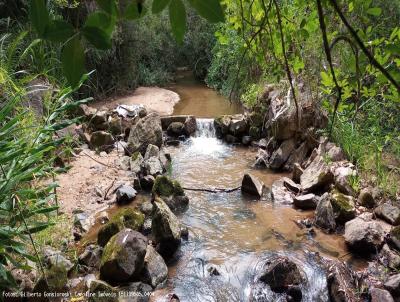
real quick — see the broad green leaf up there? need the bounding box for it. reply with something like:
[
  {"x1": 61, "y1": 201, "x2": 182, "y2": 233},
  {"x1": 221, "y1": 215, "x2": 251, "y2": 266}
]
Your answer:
[
  {"x1": 29, "y1": 0, "x2": 50, "y2": 36},
  {"x1": 169, "y1": 0, "x2": 186, "y2": 43},
  {"x1": 82, "y1": 26, "x2": 112, "y2": 49},
  {"x1": 43, "y1": 20, "x2": 75, "y2": 43},
  {"x1": 125, "y1": 2, "x2": 147, "y2": 20},
  {"x1": 61, "y1": 37, "x2": 86, "y2": 88},
  {"x1": 85, "y1": 11, "x2": 116, "y2": 36},
  {"x1": 366, "y1": 7, "x2": 382, "y2": 16},
  {"x1": 188, "y1": 0, "x2": 224, "y2": 23},
  {"x1": 152, "y1": 0, "x2": 171, "y2": 13},
  {"x1": 96, "y1": 0, "x2": 118, "y2": 15},
  {"x1": 348, "y1": 2, "x2": 354, "y2": 13}
]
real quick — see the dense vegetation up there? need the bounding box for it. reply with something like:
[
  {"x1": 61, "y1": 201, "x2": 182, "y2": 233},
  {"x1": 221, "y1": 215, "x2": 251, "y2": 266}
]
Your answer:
[{"x1": 0, "y1": 0, "x2": 399, "y2": 295}]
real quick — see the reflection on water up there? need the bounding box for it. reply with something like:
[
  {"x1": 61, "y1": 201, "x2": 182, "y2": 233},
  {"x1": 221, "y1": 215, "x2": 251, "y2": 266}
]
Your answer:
[
  {"x1": 169, "y1": 70, "x2": 242, "y2": 117},
  {"x1": 154, "y1": 119, "x2": 357, "y2": 302}
]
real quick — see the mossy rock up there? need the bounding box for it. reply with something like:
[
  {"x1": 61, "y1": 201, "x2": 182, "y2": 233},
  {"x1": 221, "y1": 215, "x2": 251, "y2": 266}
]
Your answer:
[
  {"x1": 152, "y1": 175, "x2": 184, "y2": 197},
  {"x1": 131, "y1": 151, "x2": 141, "y2": 161},
  {"x1": 97, "y1": 208, "x2": 145, "y2": 247},
  {"x1": 88, "y1": 280, "x2": 118, "y2": 302},
  {"x1": 33, "y1": 265, "x2": 68, "y2": 295},
  {"x1": 249, "y1": 126, "x2": 261, "y2": 139},
  {"x1": 331, "y1": 190, "x2": 356, "y2": 224}
]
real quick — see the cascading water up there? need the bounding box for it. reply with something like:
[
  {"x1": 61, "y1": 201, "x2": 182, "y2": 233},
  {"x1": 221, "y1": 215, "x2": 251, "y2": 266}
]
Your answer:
[{"x1": 194, "y1": 118, "x2": 216, "y2": 138}]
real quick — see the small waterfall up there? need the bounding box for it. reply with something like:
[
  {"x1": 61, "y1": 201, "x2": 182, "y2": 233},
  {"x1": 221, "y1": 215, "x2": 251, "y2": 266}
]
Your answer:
[{"x1": 195, "y1": 118, "x2": 216, "y2": 138}]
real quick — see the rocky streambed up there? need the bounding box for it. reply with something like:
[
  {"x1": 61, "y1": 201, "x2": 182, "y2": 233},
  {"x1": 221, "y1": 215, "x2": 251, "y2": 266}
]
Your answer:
[{"x1": 11, "y1": 80, "x2": 400, "y2": 302}]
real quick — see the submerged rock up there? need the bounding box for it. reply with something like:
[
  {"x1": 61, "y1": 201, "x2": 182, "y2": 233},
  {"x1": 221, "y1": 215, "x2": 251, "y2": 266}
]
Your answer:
[
  {"x1": 151, "y1": 197, "x2": 181, "y2": 258},
  {"x1": 100, "y1": 229, "x2": 148, "y2": 284},
  {"x1": 258, "y1": 256, "x2": 304, "y2": 291},
  {"x1": 241, "y1": 173, "x2": 265, "y2": 198},
  {"x1": 128, "y1": 113, "x2": 163, "y2": 154}
]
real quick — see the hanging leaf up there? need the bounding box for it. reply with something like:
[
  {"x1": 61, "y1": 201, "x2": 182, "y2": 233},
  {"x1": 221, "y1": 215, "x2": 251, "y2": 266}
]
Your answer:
[
  {"x1": 61, "y1": 37, "x2": 86, "y2": 88},
  {"x1": 82, "y1": 26, "x2": 111, "y2": 50},
  {"x1": 43, "y1": 20, "x2": 75, "y2": 43},
  {"x1": 85, "y1": 11, "x2": 116, "y2": 36},
  {"x1": 152, "y1": 0, "x2": 171, "y2": 13},
  {"x1": 188, "y1": 0, "x2": 224, "y2": 23},
  {"x1": 169, "y1": 0, "x2": 186, "y2": 43},
  {"x1": 96, "y1": 0, "x2": 118, "y2": 16},
  {"x1": 125, "y1": 1, "x2": 147, "y2": 20},
  {"x1": 29, "y1": 0, "x2": 50, "y2": 36},
  {"x1": 366, "y1": 7, "x2": 382, "y2": 16}
]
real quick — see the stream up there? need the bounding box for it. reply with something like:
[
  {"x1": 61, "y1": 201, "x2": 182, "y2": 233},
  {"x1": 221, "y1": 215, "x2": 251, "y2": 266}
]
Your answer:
[{"x1": 149, "y1": 75, "x2": 361, "y2": 301}]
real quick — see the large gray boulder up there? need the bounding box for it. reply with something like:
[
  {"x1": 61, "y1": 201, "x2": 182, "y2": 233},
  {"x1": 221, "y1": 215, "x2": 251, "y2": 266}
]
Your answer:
[
  {"x1": 127, "y1": 113, "x2": 163, "y2": 154},
  {"x1": 300, "y1": 155, "x2": 334, "y2": 192},
  {"x1": 344, "y1": 213, "x2": 391, "y2": 254},
  {"x1": 90, "y1": 131, "x2": 115, "y2": 151},
  {"x1": 141, "y1": 245, "x2": 168, "y2": 288},
  {"x1": 152, "y1": 198, "x2": 181, "y2": 258},
  {"x1": 100, "y1": 229, "x2": 148, "y2": 284},
  {"x1": 375, "y1": 203, "x2": 400, "y2": 226},
  {"x1": 268, "y1": 139, "x2": 296, "y2": 170},
  {"x1": 315, "y1": 193, "x2": 336, "y2": 231},
  {"x1": 116, "y1": 185, "x2": 137, "y2": 205},
  {"x1": 293, "y1": 193, "x2": 318, "y2": 210},
  {"x1": 241, "y1": 173, "x2": 265, "y2": 198}
]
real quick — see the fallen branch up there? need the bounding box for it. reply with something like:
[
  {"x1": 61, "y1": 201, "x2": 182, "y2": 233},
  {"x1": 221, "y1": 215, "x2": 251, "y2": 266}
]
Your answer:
[
  {"x1": 183, "y1": 186, "x2": 241, "y2": 193},
  {"x1": 103, "y1": 178, "x2": 117, "y2": 200},
  {"x1": 81, "y1": 151, "x2": 116, "y2": 169}
]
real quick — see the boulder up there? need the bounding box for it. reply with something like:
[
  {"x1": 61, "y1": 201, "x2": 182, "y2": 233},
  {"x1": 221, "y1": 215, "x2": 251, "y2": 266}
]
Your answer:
[
  {"x1": 326, "y1": 145, "x2": 346, "y2": 162},
  {"x1": 375, "y1": 203, "x2": 400, "y2": 226},
  {"x1": 152, "y1": 197, "x2": 181, "y2": 258},
  {"x1": 140, "y1": 175, "x2": 155, "y2": 191},
  {"x1": 255, "y1": 149, "x2": 269, "y2": 167},
  {"x1": 144, "y1": 144, "x2": 160, "y2": 160},
  {"x1": 268, "y1": 139, "x2": 296, "y2": 170},
  {"x1": 140, "y1": 202, "x2": 153, "y2": 216},
  {"x1": 142, "y1": 157, "x2": 164, "y2": 176},
  {"x1": 379, "y1": 244, "x2": 400, "y2": 269},
  {"x1": 258, "y1": 256, "x2": 304, "y2": 291},
  {"x1": 249, "y1": 126, "x2": 261, "y2": 140},
  {"x1": 100, "y1": 229, "x2": 148, "y2": 284},
  {"x1": 390, "y1": 226, "x2": 400, "y2": 251},
  {"x1": 332, "y1": 163, "x2": 356, "y2": 196},
  {"x1": 229, "y1": 116, "x2": 248, "y2": 135},
  {"x1": 241, "y1": 173, "x2": 265, "y2": 198},
  {"x1": 90, "y1": 131, "x2": 115, "y2": 151},
  {"x1": 32, "y1": 265, "x2": 68, "y2": 298},
  {"x1": 118, "y1": 282, "x2": 153, "y2": 302},
  {"x1": 183, "y1": 116, "x2": 197, "y2": 136},
  {"x1": 325, "y1": 260, "x2": 358, "y2": 302},
  {"x1": 358, "y1": 187, "x2": 376, "y2": 208},
  {"x1": 330, "y1": 190, "x2": 356, "y2": 224},
  {"x1": 116, "y1": 185, "x2": 137, "y2": 205},
  {"x1": 300, "y1": 155, "x2": 334, "y2": 192},
  {"x1": 78, "y1": 245, "x2": 102, "y2": 270},
  {"x1": 73, "y1": 211, "x2": 92, "y2": 233},
  {"x1": 130, "y1": 152, "x2": 144, "y2": 174},
  {"x1": 128, "y1": 113, "x2": 163, "y2": 154},
  {"x1": 271, "y1": 178, "x2": 294, "y2": 204},
  {"x1": 225, "y1": 134, "x2": 239, "y2": 144},
  {"x1": 98, "y1": 221, "x2": 122, "y2": 247},
  {"x1": 284, "y1": 141, "x2": 310, "y2": 171},
  {"x1": 315, "y1": 193, "x2": 336, "y2": 231},
  {"x1": 78, "y1": 104, "x2": 96, "y2": 119},
  {"x1": 385, "y1": 274, "x2": 400, "y2": 297},
  {"x1": 344, "y1": 213, "x2": 391, "y2": 254},
  {"x1": 167, "y1": 122, "x2": 185, "y2": 137},
  {"x1": 370, "y1": 288, "x2": 394, "y2": 302},
  {"x1": 141, "y1": 245, "x2": 168, "y2": 288},
  {"x1": 214, "y1": 115, "x2": 232, "y2": 136},
  {"x1": 160, "y1": 115, "x2": 189, "y2": 129},
  {"x1": 293, "y1": 193, "x2": 318, "y2": 210},
  {"x1": 88, "y1": 280, "x2": 117, "y2": 302},
  {"x1": 242, "y1": 135, "x2": 252, "y2": 145},
  {"x1": 43, "y1": 247, "x2": 74, "y2": 273},
  {"x1": 108, "y1": 116, "x2": 122, "y2": 135},
  {"x1": 292, "y1": 163, "x2": 303, "y2": 183},
  {"x1": 152, "y1": 176, "x2": 185, "y2": 198}
]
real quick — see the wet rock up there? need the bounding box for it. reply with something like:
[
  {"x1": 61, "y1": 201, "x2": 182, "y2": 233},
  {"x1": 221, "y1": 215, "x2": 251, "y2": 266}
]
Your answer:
[
  {"x1": 143, "y1": 157, "x2": 164, "y2": 176},
  {"x1": 180, "y1": 226, "x2": 189, "y2": 239},
  {"x1": 166, "y1": 139, "x2": 180, "y2": 146},
  {"x1": 130, "y1": 152, "x2": 144, "y2": 174},
  {"x1": 315, "y1": 193, "x2": 336, "y2": 231},
  {"x1": 140, "y1": 202, "x2": 153, "y2": 216},
  {"x1": 100, "y1": 229, "x2": 148, "y2": 284},
  {"x1": 152, "y1": 176, "x2": 187, "y2": 211},
  {"x1": 140, "y1": 175, "x2": 155, "y2": 191},
  {"x1": 333, "y1": 163, "x2": 356, "y2": 196},
  {"x1": 183, "y1": 116, "x2": 197, "y2": 136},
  {"x1": 271, "y1": 178, "x2": 295, "y2": 204},
  {"x1": 330, "y1": 190, "x2": 356, "y2": 224},
  {"x1": 214, "y1": 115, "x2": 232, "y2": 136},
  {"x1": 167, "y1": 122, "x2": 185, "y2": 136},
  {"x1": 161, "y1": 115, "x2": 189, "y2": 129},
  {"x1": 284, "y1": 142, "x2": 310, "y2": 171},
  {"x1": 292, "y1": 163, "x2": 303, "y2": 183},
  {"x1": 255, "y1": 148, "x2": 269, "y2": 167},
  {"x1": 229, "y1": 116, "x2": 248, "y2": 135},
  {"x1": 225, "y1": 134, "x2": 239, "y2": 144},
  {"x1": 379, "y1": 244, "x2": 400, "y2": 269},
  {"x1": 344, "y1": 213, "x2": 391, "y2": 254},
  {"x1": 268, "y1": 139, "x2": 296, "y2": 170},
  {"x1": 128, "y1": 113, "x2": 163, "y2": 154},
  {"x1": 144, "y1": 144, "x2": 160, "y2": 160},
  {"x1": 249, "y1": 126, "x2": 261, "y2": 140},
  {"x1": 283, "y1": 177, "x2": 301, "y2": 193},
  {"x1": 358, "y1": 187, "x2": 376, "y2": 208},
  {"x1": 293, "y1": 193, "x2": 318, "y2": 210},
  {"x1": 141, "y1": 245, "x2": 168, "y2": 288},
  {"x1": 325, "y1": 260, "x2": 358, "y2": 302},
  {"x1": 375, "y1": 203, "x2": 400, "y2": 226},
  {"x1": 242, "y1": 135, "x2": 252, "y2": 145},
  {"x1": 43, "y1": 247, "x2": 74, "y2": 273},
  {"x1": 79, "y1": 245, "x2": 102, "y2": 270},
  {"x1": 258, "y1": 256, "x2": 304, "y2": 291},
  {"x1": 207, "y1": 265, "x2": 220, "y2": 276},
  {"x1": 33, "y1": 265, "x2": 69, "y2": 298},
  {"x1": 98, "y1": 221, "x2": 122, "y2": 247},
  {"x1": 74, "y1": 211, "x2": 92, "y2": 233},
  {"x1": 116, "y1": 185, "x2": 137, "y2": 205},
  {"x1": 385, "y1": 274, "x2": 400, "y2": 296},
  {"x1": 241, "y1": 173, "x2": 265, "y2": 198},
  {"x1": 88, "y1": 280, "x2": 117, "y2": 302},
  {"x1": 300, "y1": 155, "x2": 334, "y2": 192},
  {"x1": 118, "y1": 282, "x2": 153, "y2": 302},
  {"x1": 286, "y1": 285, "x2": 302, "y2": 302},
  {"x1": 370, "y1": 287, "x2": 394, "y2": 302},
  {"x1": 152, "y1": 197, "x2": 181, "y2": 258},
  {"x1": 159, "y1": 150, "x2": 170, "y2": 171},
  {"x1": 90, "y1": 131, "x2": 115, "y2": 151}
]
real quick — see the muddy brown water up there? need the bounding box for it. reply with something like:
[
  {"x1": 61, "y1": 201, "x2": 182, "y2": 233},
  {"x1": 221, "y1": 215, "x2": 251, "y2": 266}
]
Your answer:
[{"x1": 85, "y1": 74, "x2": 365, "y2": 301}]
